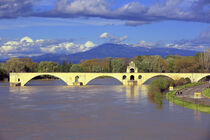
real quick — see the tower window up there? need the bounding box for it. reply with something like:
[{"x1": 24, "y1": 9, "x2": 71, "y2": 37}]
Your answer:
[{"x1": 130, "y1": 68, "x2": 135, "y2": 73}]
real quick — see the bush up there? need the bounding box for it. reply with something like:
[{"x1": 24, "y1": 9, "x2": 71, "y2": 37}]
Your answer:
[
  {"x1": 149, "y1": 78, "x2": 172, "y2": 93},
  {"x1": 148, "y1": 78, "x2": 173, "y2": 107},
  {"x1": 174, "y1": 78, "x2": 191, "y2": 86},
  {"x1": 203, "y1": 88, "x2": 210, "y2": 98}
]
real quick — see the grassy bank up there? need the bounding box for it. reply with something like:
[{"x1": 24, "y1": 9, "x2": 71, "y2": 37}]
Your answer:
[
  {"x1": 166, "y1": 83, "x2": 210, "y2": 114},
  {"x1": 147, "y1": 78, "x2": 191, "y2": 107},
  {"x1": 203, "y1": 88, "x2": 210, "y2": 98},
  {"x1": 148, "y1": 78, "x2": 173, "y2": 108}
]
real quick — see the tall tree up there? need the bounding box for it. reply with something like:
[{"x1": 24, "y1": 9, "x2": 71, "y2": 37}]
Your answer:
[
  {"x1": 111, "y1": 58, "x2": 126, "y2": 72},
  {"x1": 80, "y1": 58, "x2": 111, "y2": 72},
  {"x1": 60, "y1": 61, "x2": 71, "y2": 72},
  {"x1": 199, "y1": 48, "x2": 210, "y2": 72},
  {"x1": 38, "y1": 61, "x2": 59, "y2": 72},
  {"x1": 70, "y1": 64, "x2": 83, "y2": 72},
  {"x1": 5, "y1": 58, "x2": 26, "y2": 73},
  {"x1": 174, "y1": 56, "x2": 200, "y2": 73}
]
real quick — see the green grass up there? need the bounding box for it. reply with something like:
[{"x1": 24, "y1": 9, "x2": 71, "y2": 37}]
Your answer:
[
  {"x1": 203, "y1": 88, "x2": 210, "y2": 98},
  {"x1": 166, "y1": 82, "x2": 210, "y2": 114}
]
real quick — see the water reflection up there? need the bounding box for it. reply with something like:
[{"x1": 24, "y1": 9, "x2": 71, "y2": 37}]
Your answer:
[
  {"x1": 126, "y1": 86, "x2": 139, "y2": 98},
  {"x1": 147, "y1": 91, "x2": 164, "y2": 110},
  {"x1": 125, "y1": 85, "x2": 148, "y2": 104},
  {"x1": 169, "y1": 101, "x2": 175, "y2": 112},
  {"x1": 194, "y1": 111, "x2": 201, "y2": 121},
  {"x1": 9, "y1": 86, "x2": 41, "y2": 95}
]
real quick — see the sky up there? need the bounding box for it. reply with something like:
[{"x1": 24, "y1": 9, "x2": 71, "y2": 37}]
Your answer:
[{"x1": 0, "y1": 0, "x2": 209, "y2": 59}]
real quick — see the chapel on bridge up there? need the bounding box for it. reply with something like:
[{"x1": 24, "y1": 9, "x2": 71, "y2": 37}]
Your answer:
[{"x1": 126, "y1": 61, "x2": 138, "y2": 73}]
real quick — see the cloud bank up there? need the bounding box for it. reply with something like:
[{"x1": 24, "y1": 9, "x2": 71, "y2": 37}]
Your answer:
[
  {"x1": 0, "y1": 0, "x2": 209, "y2": 26},
  {"x1": 0, "y1": 36, "x2": 96, "y2": 59},
  {"x1": 0, "y1": 29, "x2": 209, "y2": 59}
]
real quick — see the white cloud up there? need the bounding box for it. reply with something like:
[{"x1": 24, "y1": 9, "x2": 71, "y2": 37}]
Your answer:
[
  {"x1": 0, "y1": 29, "x2": 209, "y2": 60},
  {"x1": 85, "y1": 41, "x2": 96, "y2": 48},
  {"x1": 20, "y1": 36, "x2": 33, "y2": 43},
  {"x1": 99, "y1": 32, "x2": 109, "y2": 39},
  {"x1": 40, "y1": 41, "x2": 96, "y2": 54},
  {"x1": 133, "y1": 40, "x2": 164, "y2": 48},
  {"x1": 0, "y1": 36, "x2": 97, "y2": 59},
  {"x1": 99, "y1": 32, "x2": 128, "y2": 43}
]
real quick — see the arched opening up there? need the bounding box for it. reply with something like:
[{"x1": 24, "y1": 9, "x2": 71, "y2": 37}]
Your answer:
[
  {"x1": 143, "y1": 75, "x2": 174, "y2": 85},
  {"x1": 75, "y1": 76, "x2": 79, "y2": 82},
  {"x1": 25, "y1": 75, "x2": 67, "y2": 86},
  {"x1": 185, "y1": 77, "x2": 191, "y2": 83},
  {"x1": 87, "y1": 76, "x2": 122, "y2": 85},
  {"x1": 18, "y1": 78, "x2": 20, "y2": 82},
  {"x1": 122, "y1": 75, "x2": 127, "y2": 80},
  {"x1": 138, "y1": 75, "x2": 142, "y2": 79},
  {"x1": 198, "y1": 75, "x2": 210, "y2": 82},
  {"x1": 130, "y1": 75, "x2": 135, "y2": 81},
  {"x1": 130, "y1": 68, "x2": 135, "y2": 73}
]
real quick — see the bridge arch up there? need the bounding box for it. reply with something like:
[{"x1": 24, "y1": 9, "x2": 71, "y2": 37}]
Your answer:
[
  {"x1": 197, "y1": 75, "x2": 210, "y2": 82},
  {"x1": 84, "y1": 75, "x2": 123, "y2": 85},
  {"x1": 142, "y1": 74, "x2": 176, "y2": 84},
  {"x1": 22, "y1": 73, "x2": 69, "y2": 86}
]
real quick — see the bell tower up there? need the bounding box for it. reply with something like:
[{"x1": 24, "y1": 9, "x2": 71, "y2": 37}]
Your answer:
[{"x1": 126, "y1": 61, "x2": 138, "y2": 73}]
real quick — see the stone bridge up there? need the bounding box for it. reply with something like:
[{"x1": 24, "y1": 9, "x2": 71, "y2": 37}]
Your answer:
[
  {"x1": 9, "y1": 61, "x2": 210, "y2": 86},
  {"x1": 9, "y1": 72, "x2": 210, "y2": 86}
]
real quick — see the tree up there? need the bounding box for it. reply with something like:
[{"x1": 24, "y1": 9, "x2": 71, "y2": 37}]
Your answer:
[
  {"x1": 111, "y1": 58, "x2": 126, "y2": 72},
  {"x1": 5, "y1": 58, "x2": 38, "y2": 73},
  {"x1": 60, "y1": 61, "x2": 71, "y2": 72},
  {"x1": 0, "y1": 63, "x2": 7, "y2": 80},
  {"x1": 198, "y1": 48, "x2": 210, "y2": 72},
  {"x1": 153, "y1": 57, "x2": 168, "y2": 72},
  {"x1": 70, "y1": 64, "x2": 83, "y2": 72},
  {"x1": 164, "y1": 55, "x2": 182, "y2": 72},
  {"x1": 135, "y1": 55, "x2": 160, "y2": 72},
  {"x1": 5, "y1": 58, "x2": 26, "y2": 73},
  {"x1": 38, "y1": 61, "x2": 59, "y2": 72},
  {"x1": 20, "y1": 58, "x2": 38, "y2": 72},
  {"x1": 80, "y1": 58, "x2": 111, "y2": 72},
  {"x1": 174, "y1": 56, "x2": 200, "y2": 72},
  {"x1": 134, "y1": 56, "x2": 144, "y2": 72}
]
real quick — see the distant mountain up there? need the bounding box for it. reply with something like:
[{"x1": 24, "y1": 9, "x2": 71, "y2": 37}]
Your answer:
[{"x1": 30, "y1": 43, "x2": 199, "y2": 63}]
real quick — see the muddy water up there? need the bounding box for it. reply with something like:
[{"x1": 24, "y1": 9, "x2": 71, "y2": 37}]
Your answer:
[{"x1": 0, "y1": 78, "x2": 209, "y2": 140}]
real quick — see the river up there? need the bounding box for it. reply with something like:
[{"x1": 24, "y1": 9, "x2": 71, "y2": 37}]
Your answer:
[{"x1": 0, "y1": 78, "x2": 209, "y2": 140}]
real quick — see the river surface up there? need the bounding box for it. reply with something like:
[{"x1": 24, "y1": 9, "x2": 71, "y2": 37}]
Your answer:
[{"x1": 0, "y1": 78, "x2": 209, "y2": 140}]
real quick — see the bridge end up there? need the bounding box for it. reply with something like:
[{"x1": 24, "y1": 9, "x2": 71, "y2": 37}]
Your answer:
[{"x1": 9, "y1": 73, "x2": 22, "y2": 87}]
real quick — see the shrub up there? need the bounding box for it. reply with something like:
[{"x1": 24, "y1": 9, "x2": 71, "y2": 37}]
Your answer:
[{"x1": 174, "y1": 78, "x2": 190, "y2": 86}]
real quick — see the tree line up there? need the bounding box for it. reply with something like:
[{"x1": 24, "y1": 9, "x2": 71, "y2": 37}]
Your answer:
[{"x1": 0, "y1": 49, "x2": 210, "y2": 80}]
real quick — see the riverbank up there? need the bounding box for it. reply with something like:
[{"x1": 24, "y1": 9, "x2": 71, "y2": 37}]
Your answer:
[
  {"x1": 203, "y1": 88, "x2": 210, "y2": 98},
  {"x1": 166, "y1": 83, "x2": 210, "y2": 114}
]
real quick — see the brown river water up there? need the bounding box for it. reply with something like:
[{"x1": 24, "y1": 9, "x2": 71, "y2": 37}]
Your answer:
[{"x1": 0, "y1": 78, "x2": 209, "y2": 140}]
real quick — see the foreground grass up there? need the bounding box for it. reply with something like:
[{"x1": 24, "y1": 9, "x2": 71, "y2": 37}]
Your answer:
[
  {"x1": 203, "y1": 88, "x2": 210, "y2": 98},
  {"x1": 166, "y1": 83, "x2": 210, "y2": 114}
]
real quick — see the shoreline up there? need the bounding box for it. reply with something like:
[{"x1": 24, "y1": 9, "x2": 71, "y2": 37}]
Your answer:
[{"x1": 166, "y1": 83, "x2": 210, "y2": 114}]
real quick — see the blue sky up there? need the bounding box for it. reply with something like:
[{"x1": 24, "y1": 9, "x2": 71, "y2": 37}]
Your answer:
[{"x1": 0, "y1": 0, "x2": 209, "y2": 58}]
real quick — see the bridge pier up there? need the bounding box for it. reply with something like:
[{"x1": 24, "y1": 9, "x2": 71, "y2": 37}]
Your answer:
[
  {"x1": 10, "y1": 82, "x2": 21, "y2": 87},
  {"x1": 73, "y1": 82, "x2": 83, "y2": 86}
]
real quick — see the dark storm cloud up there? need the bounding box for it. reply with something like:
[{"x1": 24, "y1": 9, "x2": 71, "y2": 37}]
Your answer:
[
  {"x1": 0, "y1": 0, "x2": 35, "y2": 18},
  {"x1": 0, "y1": 0, "x2": 209, "y2": 26}
]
